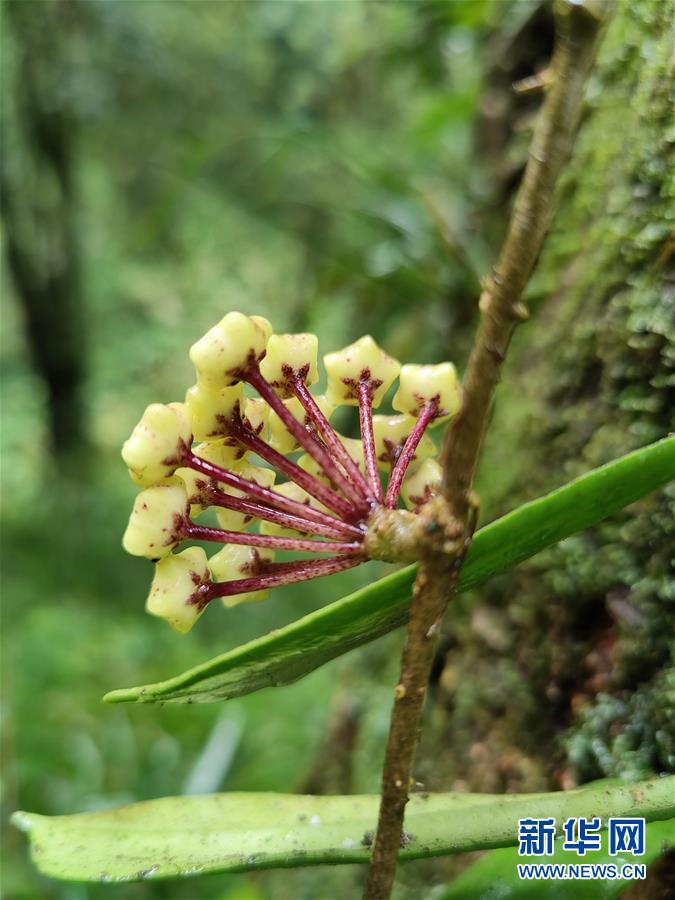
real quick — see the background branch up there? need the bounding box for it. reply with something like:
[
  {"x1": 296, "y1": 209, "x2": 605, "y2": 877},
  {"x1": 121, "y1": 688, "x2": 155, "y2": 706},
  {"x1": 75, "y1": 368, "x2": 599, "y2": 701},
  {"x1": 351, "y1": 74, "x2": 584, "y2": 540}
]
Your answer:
[{"x1": 363, "y1": 3, "x2": 608, "y2": 897}]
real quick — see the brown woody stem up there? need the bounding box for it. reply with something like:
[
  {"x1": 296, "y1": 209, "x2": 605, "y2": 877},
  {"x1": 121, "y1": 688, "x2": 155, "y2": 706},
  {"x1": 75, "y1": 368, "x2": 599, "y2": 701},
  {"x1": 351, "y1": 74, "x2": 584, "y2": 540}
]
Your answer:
[{"x1": 364, "y1": 4, "x2": 607, "y2": 897}]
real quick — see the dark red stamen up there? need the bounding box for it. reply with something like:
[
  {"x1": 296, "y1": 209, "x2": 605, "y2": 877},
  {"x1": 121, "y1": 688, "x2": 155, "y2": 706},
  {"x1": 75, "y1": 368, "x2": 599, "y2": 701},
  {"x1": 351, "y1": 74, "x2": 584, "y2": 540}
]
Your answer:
[
  {"x1": 291, "y1": 374, "x2": 374, "y2": 503},
  {"x1": 384, "y1": 399, "x2": 439, "y2": 508},
  {"x1": 229, "y1": 422, "x2": 359, "y2": 521},
  {"x1": 185, "y1": 523, "x2": 361, "y2": 555},
  {"x1": 201, "y1": 553, "x2": 365, "y2": 602},
  {"x1": 209, "y1": 489, "x2": 354, "y2": 539},
  {"x1": 246, "y1": 367, "x2": 370, "y2": 513},
  {"x1": 357, "y1": 378, "x2": 383, "y2": 504},
  {"x1": 185, "y1": 451, "x2": 363, "y2": 538}
]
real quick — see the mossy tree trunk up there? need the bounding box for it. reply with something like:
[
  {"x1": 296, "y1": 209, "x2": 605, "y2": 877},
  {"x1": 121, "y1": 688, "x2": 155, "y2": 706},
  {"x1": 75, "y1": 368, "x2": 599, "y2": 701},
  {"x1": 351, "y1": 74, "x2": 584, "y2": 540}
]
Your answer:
[{"x1": 422, "y1": 0, "x2": 674, "y2": 794}]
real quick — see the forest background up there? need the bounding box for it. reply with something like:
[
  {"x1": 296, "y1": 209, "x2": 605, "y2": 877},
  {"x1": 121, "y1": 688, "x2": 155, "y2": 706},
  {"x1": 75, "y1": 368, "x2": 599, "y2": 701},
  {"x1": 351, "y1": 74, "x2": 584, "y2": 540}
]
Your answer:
[{"x1": 2, "y1": 0, "x2": 673, "y2": 897}]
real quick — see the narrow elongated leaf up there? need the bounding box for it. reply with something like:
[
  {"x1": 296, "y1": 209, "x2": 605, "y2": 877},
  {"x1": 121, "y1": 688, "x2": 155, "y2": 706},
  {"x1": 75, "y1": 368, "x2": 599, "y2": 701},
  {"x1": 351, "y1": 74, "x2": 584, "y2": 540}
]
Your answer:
[
  {"x1": 105, "y1": 436, "x2": 675, "y2": 704},
  {"x1": 12, "y1": 777, "x2": 674, "y2": 883}
]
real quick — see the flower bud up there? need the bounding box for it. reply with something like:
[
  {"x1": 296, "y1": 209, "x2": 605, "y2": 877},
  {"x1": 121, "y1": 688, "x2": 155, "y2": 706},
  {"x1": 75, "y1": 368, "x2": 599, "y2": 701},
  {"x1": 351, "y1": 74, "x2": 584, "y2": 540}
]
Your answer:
[
  {"x1": 250, "y1": 315, "x2": 273, "y2": 343},
  {"x1": 392, "y1": 362, "x2": 461, "y2": 424},
  {"x1": 122, "y1": 402, "x2": 191, "y2": 487},
  {"x1": 189, "y1": 312, "x2": 271, "y2": 388},
  {"x1": 372, "y1": 414, "x2": 436, "y2": 472},
  {"x1": 215, "y1": 463, "x2": 276, "y2": 531},
  {"x1": 123, "y1": 481, "x2": 189, "y2": 559},
  {"x1": 146, "y1": 546, "x2": 210, "y2": 633},
  {"x1": 268, "y1": 394, "x2": 334, "y2": 454},
  {"x1": 401, "y1": 458, "x2": 442, "y2": 510},
  {"x1": 209, "y1": 545, "x2": 275, "y2": 607},
  {"x1": 243, "y1": 397, "x2": 269, "y2": 438},
  {"x1": 324, "y1": 336, "x2": 400, "y2": 407},
  {"x1": 259, "y1": 333, "x2": 319, "y2": 398},
  {"x1": 185, "y1": 382, "x2": 245, "y2": 441}
]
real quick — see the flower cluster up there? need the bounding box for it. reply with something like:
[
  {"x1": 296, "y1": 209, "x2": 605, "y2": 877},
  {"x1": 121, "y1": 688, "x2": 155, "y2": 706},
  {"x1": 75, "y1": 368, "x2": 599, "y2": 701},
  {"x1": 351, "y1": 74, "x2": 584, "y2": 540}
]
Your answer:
[{"x1": 122, "y1": 312, "x2": 461, "y2": 632}]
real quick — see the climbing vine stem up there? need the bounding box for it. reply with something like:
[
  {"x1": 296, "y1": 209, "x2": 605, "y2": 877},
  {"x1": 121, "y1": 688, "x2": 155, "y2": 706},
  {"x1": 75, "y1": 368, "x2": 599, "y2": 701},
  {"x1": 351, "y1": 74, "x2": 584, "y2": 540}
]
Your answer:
[{"x1": 363, "y1": 2, "x2": 609, "y2": 897}]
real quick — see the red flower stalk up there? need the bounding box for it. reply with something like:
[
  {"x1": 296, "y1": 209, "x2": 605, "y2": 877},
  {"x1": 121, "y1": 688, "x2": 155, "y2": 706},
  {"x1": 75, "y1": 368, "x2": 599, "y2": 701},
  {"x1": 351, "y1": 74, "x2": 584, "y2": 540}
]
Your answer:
[{"x1": 121, "y1": 313, "x2": 461, "y2": 633}]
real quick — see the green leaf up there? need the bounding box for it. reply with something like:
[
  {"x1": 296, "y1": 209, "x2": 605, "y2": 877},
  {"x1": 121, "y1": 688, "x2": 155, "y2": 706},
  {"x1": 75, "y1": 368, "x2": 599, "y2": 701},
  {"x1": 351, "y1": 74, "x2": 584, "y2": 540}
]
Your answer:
[
  {"x1": 12, "y1": 777, "x2": 674, "y2": 883},
  {"x1": 104, "y1": 436, "x2": 675, "y2": 705},
  {"x1": 441, "y1": 818, "x2": 674, "y2": 899}
]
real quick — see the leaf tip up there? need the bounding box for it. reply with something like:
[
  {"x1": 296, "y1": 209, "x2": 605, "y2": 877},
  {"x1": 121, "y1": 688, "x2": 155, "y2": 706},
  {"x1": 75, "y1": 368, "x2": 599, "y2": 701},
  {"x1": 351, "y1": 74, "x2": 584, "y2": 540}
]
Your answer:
[
  {"x1": 102, "y1": 687, "x2": 141, "y2": 704},
  {"x1": 10, "y1": 810, "x2": 35, "y2": 833}
]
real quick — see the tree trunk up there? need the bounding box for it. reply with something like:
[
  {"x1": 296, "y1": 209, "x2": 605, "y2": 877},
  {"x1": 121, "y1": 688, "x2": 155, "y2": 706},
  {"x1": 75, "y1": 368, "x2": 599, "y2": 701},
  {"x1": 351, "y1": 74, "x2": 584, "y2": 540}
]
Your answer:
[
  {"x1": 423, "y1": 0, "x2": 674, "y2": 795},
  {"x1": 1, "y1": 0, "x2": 87, "y2": 461}
]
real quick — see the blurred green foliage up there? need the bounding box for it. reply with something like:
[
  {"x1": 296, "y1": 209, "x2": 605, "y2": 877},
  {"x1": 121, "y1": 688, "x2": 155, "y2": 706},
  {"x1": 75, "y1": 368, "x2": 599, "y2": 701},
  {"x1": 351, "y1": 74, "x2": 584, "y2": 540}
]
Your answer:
[{"x1": 1, "y1": 1, "x2": 501, "y2": 897}]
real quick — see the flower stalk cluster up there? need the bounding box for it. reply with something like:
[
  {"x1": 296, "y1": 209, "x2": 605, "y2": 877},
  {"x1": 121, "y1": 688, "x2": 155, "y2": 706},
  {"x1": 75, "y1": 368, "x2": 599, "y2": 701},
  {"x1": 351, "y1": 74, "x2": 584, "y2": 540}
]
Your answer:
[{"x1": 121, "y1": 312, "x2": 461, "y2": 633}]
